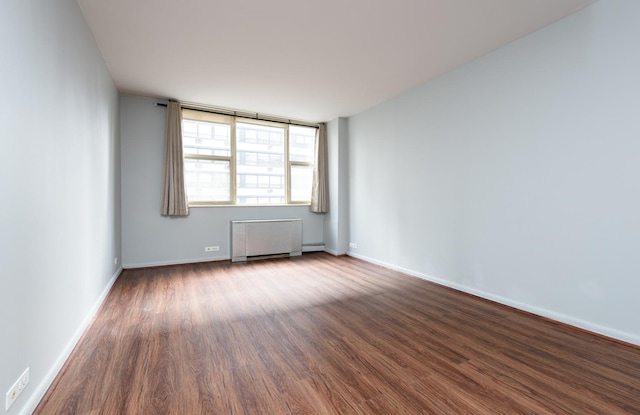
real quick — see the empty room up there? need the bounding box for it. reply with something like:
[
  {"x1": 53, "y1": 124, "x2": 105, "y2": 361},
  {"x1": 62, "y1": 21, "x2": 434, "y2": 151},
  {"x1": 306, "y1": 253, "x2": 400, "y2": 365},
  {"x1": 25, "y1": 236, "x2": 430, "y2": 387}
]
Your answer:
[{"x1": 2, "y1": 0, "x2": 639, "y2": 414}]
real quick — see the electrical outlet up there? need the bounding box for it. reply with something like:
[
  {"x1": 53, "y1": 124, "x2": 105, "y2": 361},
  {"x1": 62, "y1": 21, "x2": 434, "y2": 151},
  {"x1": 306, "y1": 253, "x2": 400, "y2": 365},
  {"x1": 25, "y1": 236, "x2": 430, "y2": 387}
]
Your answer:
[
  {"x1": 114, "y1": 257, "x2": 118, "y2": 265},
  {"x1": 205, "y1": 246, "x2": 220, "y2": 252},
  {"x1": 5, "y1": 367, "x2": 29, "y2": 410},
  {"x1": 349, "y1": 242, "x2": 358, "y2": 249}
]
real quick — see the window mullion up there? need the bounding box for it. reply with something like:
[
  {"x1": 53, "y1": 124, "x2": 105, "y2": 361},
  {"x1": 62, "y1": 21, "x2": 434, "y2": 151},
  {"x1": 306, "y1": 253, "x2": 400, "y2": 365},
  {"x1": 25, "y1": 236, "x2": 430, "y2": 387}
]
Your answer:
[
  {"x1": 285, "y1": 125, "x2": 291, "y2": 204},
  {"x1": 184, "y1": 154, "x2": 230, "y2": 162},
  {"x1": 231, "y1": 118, "x2": 237, "y2": 204},
  {"x1": 290, "y1": 161, "x2": 312, "y2": 167}
]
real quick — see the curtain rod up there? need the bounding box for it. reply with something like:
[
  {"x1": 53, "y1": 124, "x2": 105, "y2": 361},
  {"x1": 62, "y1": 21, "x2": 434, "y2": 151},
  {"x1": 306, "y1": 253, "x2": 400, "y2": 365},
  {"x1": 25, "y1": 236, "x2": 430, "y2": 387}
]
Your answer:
[{"x1": 155, "y1": 102, "x2": 320, "y2": 129}]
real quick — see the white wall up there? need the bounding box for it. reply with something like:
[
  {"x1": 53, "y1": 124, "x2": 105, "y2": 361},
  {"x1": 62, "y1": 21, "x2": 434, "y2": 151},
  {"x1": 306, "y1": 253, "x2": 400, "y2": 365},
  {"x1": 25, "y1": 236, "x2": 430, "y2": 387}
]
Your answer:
[
  {"x1": 347, "y1": 0, "x2": 640, "y2": 345},
  {"x1": 120, "y1": 95, "x2": 325, "y2": 268},
  {"x1": 0, "y1": 1, "x2": 121, "y2": 413},
  {"x1": 324, "y1": 118, "x2": 350, "y2": 255}
]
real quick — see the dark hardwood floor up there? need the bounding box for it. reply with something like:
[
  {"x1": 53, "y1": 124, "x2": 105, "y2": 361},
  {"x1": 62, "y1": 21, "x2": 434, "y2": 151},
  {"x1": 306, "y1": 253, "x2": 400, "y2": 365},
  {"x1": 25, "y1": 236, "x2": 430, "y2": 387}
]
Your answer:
[{"x1": 35, "y1": 253, "x2": 640, "y2": 414}]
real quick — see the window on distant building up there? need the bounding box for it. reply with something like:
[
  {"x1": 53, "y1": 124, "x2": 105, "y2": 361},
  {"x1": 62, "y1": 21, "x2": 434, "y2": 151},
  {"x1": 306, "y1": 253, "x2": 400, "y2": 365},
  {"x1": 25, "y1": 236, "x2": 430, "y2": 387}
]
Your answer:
[{"x1": 181, "y1": 109, "x2": 317, "y2": 206}]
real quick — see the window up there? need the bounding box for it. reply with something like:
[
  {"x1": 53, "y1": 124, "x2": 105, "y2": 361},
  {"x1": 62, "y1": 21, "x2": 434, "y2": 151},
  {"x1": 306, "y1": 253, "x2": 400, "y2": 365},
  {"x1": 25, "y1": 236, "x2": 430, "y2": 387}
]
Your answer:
[
  {"x1": 289, "y1": 125, "x2": 316, "y2": 203},
  {"x1": 236, "y1": 121, "x2": 285, "y2": 204},
  {"x1": 182, "y1": 109, "x2": 317, "y2": 206}
]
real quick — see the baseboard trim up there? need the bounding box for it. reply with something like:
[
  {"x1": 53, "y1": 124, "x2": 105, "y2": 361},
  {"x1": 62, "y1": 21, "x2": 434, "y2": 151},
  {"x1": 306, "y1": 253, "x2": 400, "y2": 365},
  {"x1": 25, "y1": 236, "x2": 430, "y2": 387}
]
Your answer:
[
  {"x1": 124, "y1": 256, "x2": 229, "y2": 269},
  {"x1": 324, "y1": 248, "x2": 347, "y2": 256},
  {"x1": 347, "y1": 252, "x2": 640, "y2": 348},
  {"x1": 21, "y1": 267, "x2": 122, "y2": 415},
  {"x1": 124, "y1": 249, "x2": 329, "y2": 268},
  {"x1": 303, "y1": 244, "x2": 325, "y2": 252}
]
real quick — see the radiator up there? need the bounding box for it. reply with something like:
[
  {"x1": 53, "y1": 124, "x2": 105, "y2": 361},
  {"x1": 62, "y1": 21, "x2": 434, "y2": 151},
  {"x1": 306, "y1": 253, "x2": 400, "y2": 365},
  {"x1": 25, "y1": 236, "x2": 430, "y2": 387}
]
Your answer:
[{"x1": 231, "y1": 219, "x2": 302, "y2": 262}]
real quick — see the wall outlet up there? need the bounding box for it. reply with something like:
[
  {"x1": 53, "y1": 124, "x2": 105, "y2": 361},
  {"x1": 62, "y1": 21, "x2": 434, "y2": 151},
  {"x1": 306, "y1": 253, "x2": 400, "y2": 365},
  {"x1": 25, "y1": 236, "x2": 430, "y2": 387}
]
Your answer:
[
  {"x1": 114, "y1": 257, "x2": 118, "y2": 265},
  {"x1": 5, "y1": 367, "x2": 29, "y2": 410},
  {"x1": 205, "y1": 246, "x2": 220, "y2": 252},
  {"x1": 349, "y1": 242, "x2": 358, "y2": 249}
]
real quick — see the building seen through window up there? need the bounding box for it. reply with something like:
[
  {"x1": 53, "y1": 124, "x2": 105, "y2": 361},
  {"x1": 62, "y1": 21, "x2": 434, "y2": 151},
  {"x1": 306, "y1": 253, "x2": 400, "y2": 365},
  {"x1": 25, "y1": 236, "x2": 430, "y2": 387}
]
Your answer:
[{"x1": 181, "y1": 110, "x2": 316, "y2": 205}]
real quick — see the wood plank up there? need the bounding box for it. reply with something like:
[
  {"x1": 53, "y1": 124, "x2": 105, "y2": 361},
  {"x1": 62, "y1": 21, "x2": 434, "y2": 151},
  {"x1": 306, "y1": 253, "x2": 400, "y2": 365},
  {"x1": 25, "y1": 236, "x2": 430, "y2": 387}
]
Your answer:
[{"x1": 34, "y1": 253, "x2": 640, "y2": 414}]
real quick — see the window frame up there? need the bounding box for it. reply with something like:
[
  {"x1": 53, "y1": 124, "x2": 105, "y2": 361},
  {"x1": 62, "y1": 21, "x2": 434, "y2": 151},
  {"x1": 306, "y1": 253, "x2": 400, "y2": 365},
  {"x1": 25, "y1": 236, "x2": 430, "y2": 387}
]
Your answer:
[
  {"x1": 287, "y1": 126, "x2": 315, "y2": 205},
  {"x1": 181, "y1": 109, "x2": 316, "y2": 207},
  {"x1": 182, "y1": 109, "x2": 236, "y2": 206}
]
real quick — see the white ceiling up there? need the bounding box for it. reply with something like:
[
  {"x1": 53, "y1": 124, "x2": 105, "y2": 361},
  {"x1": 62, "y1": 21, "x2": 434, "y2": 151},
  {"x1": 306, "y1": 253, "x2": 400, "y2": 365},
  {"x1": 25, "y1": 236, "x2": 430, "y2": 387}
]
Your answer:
[{"x1": 77, "y1": 0, "x2": 597, "y2": 122}]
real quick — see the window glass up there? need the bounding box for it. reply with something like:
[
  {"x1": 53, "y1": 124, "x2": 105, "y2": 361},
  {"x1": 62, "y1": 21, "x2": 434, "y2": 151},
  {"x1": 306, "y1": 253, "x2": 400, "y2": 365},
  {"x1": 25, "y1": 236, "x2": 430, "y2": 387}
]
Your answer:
[
  {"x1": 289, "y1": 125, "x2": 315, "y2": 163},
  {"x1": 183, "y1": 159, "x2": 230, "y2": 202},
  {"x1": 183, "y1": 119, "x2": 230, "y2": 157},
  {"x1": 290, "y1": 164, "x2": 314, "y2": 203},
  {"x1": 236, "y1": 122, "x2": 285, "y2": 205}
]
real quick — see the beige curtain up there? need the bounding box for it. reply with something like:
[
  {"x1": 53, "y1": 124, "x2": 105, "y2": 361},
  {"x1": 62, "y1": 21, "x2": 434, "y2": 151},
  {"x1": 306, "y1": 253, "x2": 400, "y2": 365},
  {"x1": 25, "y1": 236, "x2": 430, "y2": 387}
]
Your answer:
[
  {"x1": 161, "y1": 101, "x2": 189, "y2": 216},
  {"x1": 310, "y1": 123, "x2": 328, "y2": 213}
]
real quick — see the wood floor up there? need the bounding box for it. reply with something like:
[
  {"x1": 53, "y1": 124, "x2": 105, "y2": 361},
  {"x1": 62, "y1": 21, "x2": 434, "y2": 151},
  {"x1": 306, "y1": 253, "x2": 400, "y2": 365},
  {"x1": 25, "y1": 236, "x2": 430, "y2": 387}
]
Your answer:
[{"x1": 35, "y1": 253, "x2": 640, "y2": 414}]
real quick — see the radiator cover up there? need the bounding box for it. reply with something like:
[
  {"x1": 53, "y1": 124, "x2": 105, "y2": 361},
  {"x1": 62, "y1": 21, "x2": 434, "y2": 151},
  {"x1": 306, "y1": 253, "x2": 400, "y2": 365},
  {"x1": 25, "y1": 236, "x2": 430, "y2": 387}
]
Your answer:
[{"x1": 231, "y1": 219, "x2": 302, "y2": 262}]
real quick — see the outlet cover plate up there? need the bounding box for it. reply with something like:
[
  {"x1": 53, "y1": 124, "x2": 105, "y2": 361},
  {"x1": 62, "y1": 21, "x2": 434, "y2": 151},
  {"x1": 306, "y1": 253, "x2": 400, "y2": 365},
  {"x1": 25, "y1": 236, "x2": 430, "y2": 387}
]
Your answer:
[{"x1": 5, "y1": 367, "x2": 29, "y2": 411}]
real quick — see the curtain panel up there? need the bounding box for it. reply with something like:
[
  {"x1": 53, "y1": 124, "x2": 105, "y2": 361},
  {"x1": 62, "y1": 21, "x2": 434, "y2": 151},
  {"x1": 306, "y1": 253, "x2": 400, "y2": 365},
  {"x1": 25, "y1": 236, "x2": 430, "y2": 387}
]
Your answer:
[
  {"x1": 310, "y1": 123, "x2": 328, "y2": 213},
  {"x1": 161, "y1": 101, "x2": 189, "y2": 216}
]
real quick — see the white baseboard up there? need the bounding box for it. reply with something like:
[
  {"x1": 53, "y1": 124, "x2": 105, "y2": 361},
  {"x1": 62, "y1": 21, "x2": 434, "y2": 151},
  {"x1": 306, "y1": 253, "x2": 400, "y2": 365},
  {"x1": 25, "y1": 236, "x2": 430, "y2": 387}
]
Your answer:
[
  {"x1": 124, "y1": 256, "x2": 229, "y2": 269},
  {"x1": 125, "y1": 249, "x2": 329, "y2": 268},
  {"x1": 303, "y1": 244, "x2": 325, "y2": 252},
  {"x1": 347, "y1": 252, "x2": 640, "y2": 347},
  {"x1": 323, "y1": 248, "x2": 347, "y2": 256},
  {"x1": 20, "y1": 266, "x2": 122, "y2": 415}
]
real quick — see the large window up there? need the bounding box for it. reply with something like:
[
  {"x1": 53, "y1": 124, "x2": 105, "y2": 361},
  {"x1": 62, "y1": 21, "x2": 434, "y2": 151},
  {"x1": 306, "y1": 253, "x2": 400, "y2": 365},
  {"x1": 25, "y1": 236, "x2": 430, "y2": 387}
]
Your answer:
[{"x1": 182, "y1": 109, "x2": 317, "y2": 206}]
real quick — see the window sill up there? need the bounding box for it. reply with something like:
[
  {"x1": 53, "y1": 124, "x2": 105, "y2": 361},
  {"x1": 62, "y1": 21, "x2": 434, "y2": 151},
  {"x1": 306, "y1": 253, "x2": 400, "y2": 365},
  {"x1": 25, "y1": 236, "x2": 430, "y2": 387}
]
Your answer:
[{"x1": 188, "y1": 204, "x2": 311, "y2": 208}]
